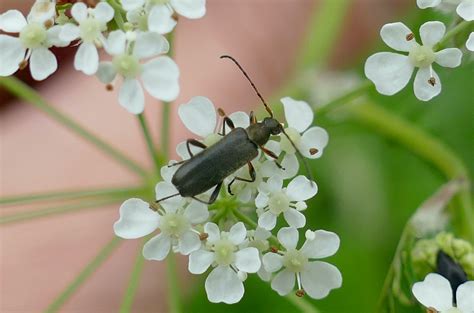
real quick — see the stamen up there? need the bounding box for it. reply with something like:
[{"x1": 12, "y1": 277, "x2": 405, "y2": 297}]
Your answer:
[
  {"x1": 406, "y1": 33, "x2": 415, "y2": 41},
  {"x1": 44, "y1": 19, "x2": 54, "y2": 28},
  {"x1": 309, "y1": 148, "x2": 318, "y2": 155},
  {"x1": 172, "y1": 12, "x2": 179, "y2": 22},
  {"x1": 199, "y1": 232, "x2": 209, "y2": 240},
  {"x1": 295, "y1": 289, "x2": 305, "y2": 297},
  {"x1": 426, "y1": 308, "x2": 437, "y2": 313},
  {"x1": 217, "y1": 108, "x2": 226, "y2": 117},
  {"x1": 19, "y1": 59, "x2": 29, "y2": 70},
  {"x1": 106, "y1": 84, "x2": 114, "y2": 91},
  {"x1": 149, "y1": 202, "x2": 160, "y2": 212},
  {"x1": 270, "y1": 246, "x2": 279, "y2": 253},
  {"x1": 296, "y1": 272, "x2": 302, "y2": 290},
  {"x1": 428, "y1": 77, "x2": 436, "y2": 86}
]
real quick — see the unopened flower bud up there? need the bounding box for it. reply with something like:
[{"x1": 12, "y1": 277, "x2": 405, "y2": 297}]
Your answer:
[
  {"x1": 295, "y1": 201, "x2": 307, "y2": 211},
  {"x1": 305, "y1": 230, "x2": 315, "y2": 240},
  {"x1": 452, "y1": 238, "x2": 473, "y2": 259},
  {"x1": 237, "y1": 271, "x2": 247, "y2": 281}
]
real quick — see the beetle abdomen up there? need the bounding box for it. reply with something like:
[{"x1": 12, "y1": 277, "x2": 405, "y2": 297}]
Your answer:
[{"x1": 172, "y1": 128, "x2": 258, "y2": 197}]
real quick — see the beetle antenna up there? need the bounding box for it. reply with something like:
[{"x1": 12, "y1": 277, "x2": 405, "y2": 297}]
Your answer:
[
  {"x1": 220, "y1": 55, "x2": 273, "y2": 117},
  {"x1": 281, "y1": 129, "x2": 315, "y2": 183}
]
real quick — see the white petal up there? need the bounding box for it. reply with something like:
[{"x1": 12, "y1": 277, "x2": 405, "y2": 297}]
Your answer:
[
  {"x1": 0, "y1": 35, "x2": 24, "y2": 76},
  {"x1": 413, "y1": 67, "x2": 441, "y2": 101},
  {"x1": 113, "y1": 198, "x2": 159, "y2": 239},
  {"x1": 420, "y1": 21, "x2": 446, "y2": 47},
  {"x1": 189, "y1": 249, "x2": 214, "y2": 274},
  {"x1": 104, "y1": 30, "x2": 126, "y2": 55},
  {"x1": 93, "y1": 2, "x2": 115, "y2": 23},
  {"x1": 301, "y1": 261, "x2": 342, "y2": 299},
  {"x1": 287, "y1": 175, "x2": 317, "y2": 201},
  {"x1": 204, "y1": 222, "x2": 220, "y2": 243},
  {"x1": 178, "y1": 231, "x2": 201, "y2": 255},
  {"x1": 255, "y1": 192, "x2": 269, "y2": 209},
  {"x1": 225, "y1": 111, "x2": 250, "y2": 134},
  {"x1": 148, "y1": 5, "x2": 177, "y2": 35},
  {"x1": 300, "y1": 126, "x2": 329, "y2": 159},
  {"x1": 96, "y1": 62, "x2": 116, "y2": 84},
  {"x1": 71, "y1": 2, "x2": 88, "y2": 22},
  {"x1": 205, "y1": 266, "x2": 244, "y2": 304},
  {"x1": 271, "y1": 269, "x2": 295, "y2": 296},
  {"x1": 412, "y1": 273, "x2": 453, "y2": 311},
  {"x1": 178, "y1": 96, "x2": 217, "y2": 137},
  {"x1": 277, "y1": 227, "x2": 299, "y2": 250},
  {"x1": 161, "y1": 163, "x2": 178, "y2": 182},
  {"x1": 257, "y1": 267, "x2": 272, "y2": 282},
  {"x1": 235, "y1": 247, "x2": 261, "y2": 273},
  {"x1": 0, "y1": 10, "x2": 27, "y2": 32},
  {"x1": 29, "y1": 47, "x2": 57, "y2": 81},
  {"x1": 264, "y1": 140, "x2": 281, "y2": 159},
  {"x1": 255, "y1": 227, "x2": 271, "y2": 240},
  {"x1": 258, "y1": 211, "x2": 277, "y2": 230},
  {"x1": 143, "y1": 233, "x2": 171, "y2": 261},
  {"x1": 59, "y1": 23, "x2": 80, "y2": 43},
  {"x1": 301, "y1": 230, "x2": 340, "y2": 259},
  {"x1": 228, "y1": 222, "x2": 247, "y2": 245},
  {"x1": 283, "y1": 209, "x2": 306, "y2": 228},
  {"x1": 28, "y1": 0, "x2": 56, "y2": 23},
  {"x1": 119, "y1": 78, "x2": 145, "y2": 114},
  {"x1": 47, "y1": 25, "x2": 71, "y2": 47},
  {"x1": 380, "y1": 22, "x2": 417, "y2": 52},
  {"x1": 133, "y1": 32, "x2": 169, "y2": 59},
  {"x1": 176, "y1": 140, "x2": 203, "y2": 160},
  {"x1": 457, "y1": 1, "x2": 474, "y2": 21},
  {"x1": 267, "y1": 175, "x2": 283, "y2": 193},
  {"x1": 435, "y1": 48, "x2": 462, "y2": 68},
  {"x1": 417, "y1": 0, "x2": 441, "y2": 9},
  {"x1": 74, "y1": 43, "x2": 99, "y2": 75},
  {"x1": 365, "y1": 52, "x2": 414, "y2": 95},
  {"x1": 183, "y1": 201, "x2": 209, "y2": 224},
  {"x1": 457, "y1": 281, "x2": 474, "y2": 312},
  {"x1": 170, "y1": 0, "x2": 206, "y2": 19},
  {"x1": 121, "y1": 0, "x2": 145, "y2": 11},
  {"x1": 155, "y1": 181, "x2": 184, "y2": 212},
  {"x1": 281, "y1": 97, "x2": 313, "y2": 132},
  {"x1": 467, "y1": 32, "x2": 474, "y2": 51},
  {"x1": 262, "y1": 252, "x2": 283, "y2": 273},
  {"x1": 142, "y1": 56, "x2": 180, "y2": 102}
]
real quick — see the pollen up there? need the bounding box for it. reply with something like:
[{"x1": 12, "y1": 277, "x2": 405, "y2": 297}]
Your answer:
[{"x1": 406, "y1": 33, "x2": 415, "y2": 41}]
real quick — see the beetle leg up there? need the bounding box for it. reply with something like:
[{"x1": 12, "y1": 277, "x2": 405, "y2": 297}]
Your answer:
[
  {"x1": 228, "y1": 162, "x2": 256, "y2": 195},
  {"x1": 259, "y1": 145, "x2": 285, "y2": 169},
  {"x1": 155, "y1": 192, "x2": 180, "y2": 203},
  {"x1": 186, "y1": 139, "x2": 207, "y2": 157},
  {"x1": 192, "y1": 182, "x2": 222, "y2": 205},
  {"x1": 249, "y1": 111, "x2": 257, "y2": 124},
  {"x1": 218, "y1": 108, "x2": 235, "y2": 136}
]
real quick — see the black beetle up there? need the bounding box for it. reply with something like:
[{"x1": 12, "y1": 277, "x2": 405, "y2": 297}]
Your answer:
[{"x1": 157, "y1": 55, "x2": 314, "y2": 205}]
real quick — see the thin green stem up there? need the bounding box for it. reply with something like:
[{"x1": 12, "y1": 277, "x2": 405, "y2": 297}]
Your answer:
[
  {"x1": 166, "y1": 253, "x2": 182, "y2": 313},
  {"x1": 137, "y1": 113, "x2": 161, "y2": 173},
  {"x1": 0, "y1": 77, "x2": 148, "y2": 179},
  {"x1": 160, "y1": 103, "x2": 171, "y2": 158},
  {"x1": 45, "y1": 237, "x2": 122, "y2": 313},
  {"x1": 0, "y1": 186, "x2": 145, "y2": 206},
  {"x1": 107, "y1": 0, "x2": 125, "y2": 29},
  {"x1": 434, "y1": 20, "x2": 472, "y2": 51},
  {"x1": 286, "y1": 294, "x2": 320, "y2": 313}
]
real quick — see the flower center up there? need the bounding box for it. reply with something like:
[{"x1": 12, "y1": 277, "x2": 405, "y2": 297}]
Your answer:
[
  {"x1": 19, "y1": 23, "x2": 47, "y2": 49},
  {"x1": 408, "y1": 45, "x2": 436, "y2": 68},
  {"x1": 79, "y1": 17, "x2": 103, "y2": 43},
  {"x1": 282, "y1": 249, "x2": 308, "y2": 273},
  {"x1": 268, "y1": 192, "x2": 290, "y2": 215},
  {"x1": 280, "y1": 127, "x2": 301, "y2": 154},
  {"x1": 159, "y1": 213, "x2": 189, "y2": 236},
  {"x1": 112, "y1": 54, "x2": 142, "y2": 78},
  {"x1": 213, "y1": 239, "x2": 236, "y2": 266}
]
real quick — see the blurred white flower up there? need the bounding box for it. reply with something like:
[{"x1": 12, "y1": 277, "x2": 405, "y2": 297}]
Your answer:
[
  {"x1": 59, "y1": 2, "x2": 114, "y2": 75},
  {"x1": 256, "y1": 175, "x2": 317, "y2": 230},
  {"x1": 188, "y1": 222, "x2": 261, "y2": 304},
  {"x1": 467, "y1": 32, "x2": 474, "y2": 51},
  {"x1": 262, "y1": 227, "x2": 342, "y2": 299},
  {"x1": 417, "y1": 0, "x2": 474, "y2": 21},
  {"x1": 114, "y1": 197, "x2": 209, "y2": 260},
  {"x1": 28, "y1": 0, "x2": 56, "y2": 24},
  {"x1": 365, "y1": 21, "x2": 463, "y2": 101},
  {"x1": 412, "y1": 273, "x2": 474, "y2": 312},
  {"x1": 96, "y1": 30, "x2": 179, "y2": 114}
]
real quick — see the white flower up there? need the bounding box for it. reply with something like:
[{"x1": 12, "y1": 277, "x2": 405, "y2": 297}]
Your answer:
[
  {"x1": 28, "y1": 0, "x2": 56, "y2": 24},
  {"x1": 365, "y1": 21, "x2": 463, "y2": 101},
  {"x1": 256, "y1": 175, "x2": 317, "y2": 230},
  {"x1": 417, "y1": 0, "x2": 474, "y2": 21},
  {"x1": 241, "y1": 227, "x2": 272, "y2": 281},
  {"x1": 467, "y1": 32, "x2": 474, "y2": 51},
  {"x1": 262, "y1": 227, "x2": 342, "y2": 299},
  {"x1": 0, "y1": 10, "x2": 69, "y2": 80},
  {"x1": 412, "y1": 273, "x2": 474, "y2": 312},
  {"x1": 97, "y1": 30, "x2": 179, "y2": 114},
  {"x1": 123, "y1": 0, "x2": 206, "y2": 34},
  {"x1": 59, "y1": 2, "x2": 114, "y2": 75},
  {"x1": 114, "y1": 196, "x2": 209, "y2": 260},
  {"x1": 188, "y1": 222, "x2": 261, "y2": 304}
]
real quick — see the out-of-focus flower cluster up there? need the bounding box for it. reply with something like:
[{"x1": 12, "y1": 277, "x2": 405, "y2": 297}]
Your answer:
[{"x1": 114, "y1": 96, "x2": 342, "y2": 304}]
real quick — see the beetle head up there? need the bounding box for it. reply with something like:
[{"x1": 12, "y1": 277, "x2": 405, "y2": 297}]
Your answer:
[{"x1": 263, "y1": 117, "x2": 282, "y2": 135}]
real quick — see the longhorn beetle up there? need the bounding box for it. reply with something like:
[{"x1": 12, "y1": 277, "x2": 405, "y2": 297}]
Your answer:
[{"x1": 157, "y1": 55, "x2": 315, "y2": 205}]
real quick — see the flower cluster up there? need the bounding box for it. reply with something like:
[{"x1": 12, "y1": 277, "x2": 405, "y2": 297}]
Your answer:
[
  {"x1": 114, "y1": 96, "x2": 342, "y2": 303},
  {"x1": 0, "y1": 0, "x2": 205, "y2": 113},
  {"x1": 365, "y1": 0, "x2": 473, "y2": 101}
]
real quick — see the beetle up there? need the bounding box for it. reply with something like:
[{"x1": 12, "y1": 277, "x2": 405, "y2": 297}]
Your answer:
[{"x1": 157, "y1": 55, "x2": 314, "y2": 205}]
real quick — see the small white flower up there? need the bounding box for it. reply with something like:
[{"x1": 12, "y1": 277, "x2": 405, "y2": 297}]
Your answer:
[
  {"x1": 97, "y1": 30, "x2": 179, "y2": 114},
  {"x1": 467, "y1": 32, "x2": 474, "y2": 51},
  {"x1": 188, "y1": 222, "x2": 261, "y2": 304},
  {"x1": 59, "y1": 2, "x2": 114, "y2": 75},
  {"x1": 262, "y1": 227, "x2": 342, "y2": 299},
  {"x1": 123, "y1": 0, "x2": 206, "y2": 34},
  {"x1": 241, "y1": 227, "x2": 272, "y2": 281},
  {"x1": 28, "y1": 0, "x2": 56, "y2": 24},
  {"x1": 256, "y1": 175, "x2": 317, "y2": 230},
  {"x1": 114, "y1": 196, "x2": 209, "y2": 260},
  {"x1": 0, "y1": 9, "x2": 69, "y2": 80},
  {"x1": 412, "y1": 273, "x2": 474, "y2": 312},
  {"x1": 417, "y1": 0, "x2": 474, "y2": 21},
  {"x1": 365, "y1": 21, "x2": 463, "y2": 101}
]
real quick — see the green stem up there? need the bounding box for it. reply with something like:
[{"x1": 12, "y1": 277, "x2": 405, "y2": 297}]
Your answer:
[
  {"x1": 0, "y1": 77, "x2": 148, "y2": 179},
  {"x1": 166, "y1": 253, "x2": 182, "y2": 313},
  {"x1": 137, "y1": 113, "x2": 161, "y2": 173},
  {"x1": 161, "y1": 103, "x2": 171, "y2": 158},
  {"x1": 45, "y1": 237, "x2": 122, "y2": 313},
  {"x1": 0, "y1": 186, "x2": 145, "y2": 206},
  {"x1": 286, "y1": 294, "x2": 320, "y2": 313},
  {"x1": 107, "y1": 0, "x2": 125, "y2": 29},
  {"x1": 434, "y1": 20, "x2": 472, "y2": 51}
]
